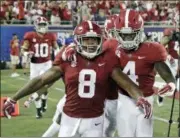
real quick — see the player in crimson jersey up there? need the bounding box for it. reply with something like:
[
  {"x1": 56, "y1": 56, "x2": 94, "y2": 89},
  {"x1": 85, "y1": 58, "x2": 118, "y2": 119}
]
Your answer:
[
  {"x1": 3, "y1": 21, "x2": 152, "y2": 137},
  {"x1": 157, "y1": 12, "x2": 179, "y2": 106},
  {"x1": 21, "y1": 16, "x2": 59, "y2": 119},
  {"x1": 61, "y1": 10, "x2": 176, "y2": 137},
  {"x1": 110, "y1": 9, "x2": 176, "y2": 137}
]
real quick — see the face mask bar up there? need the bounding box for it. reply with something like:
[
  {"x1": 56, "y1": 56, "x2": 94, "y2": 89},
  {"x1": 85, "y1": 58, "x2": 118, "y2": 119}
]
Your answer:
[
  {"x1": 75, "y1": 35, "x2": 103, "y2": 59},
  {"x1": 115, "y1": 28, "x2": 143, "y2": 50}
]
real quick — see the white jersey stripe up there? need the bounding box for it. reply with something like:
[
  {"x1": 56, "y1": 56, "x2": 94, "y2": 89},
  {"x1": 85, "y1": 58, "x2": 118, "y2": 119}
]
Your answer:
[
  {"x1": 87, "y1": 20, "x2": 93, "y2": 32},
  {"x1": 125, "y1": 9, "x2": 130, "y2": 28}
]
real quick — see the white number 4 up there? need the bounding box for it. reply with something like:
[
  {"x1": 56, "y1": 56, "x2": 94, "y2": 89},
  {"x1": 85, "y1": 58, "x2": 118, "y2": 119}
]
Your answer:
[{"x1": 123, "y1": 61, "x2": 138, "y2": 85}]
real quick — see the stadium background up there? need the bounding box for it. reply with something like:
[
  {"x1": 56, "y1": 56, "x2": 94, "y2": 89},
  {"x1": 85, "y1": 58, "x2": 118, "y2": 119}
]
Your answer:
[{"x1": 0, "y1": 0, "x2": 179, "y2": 137}]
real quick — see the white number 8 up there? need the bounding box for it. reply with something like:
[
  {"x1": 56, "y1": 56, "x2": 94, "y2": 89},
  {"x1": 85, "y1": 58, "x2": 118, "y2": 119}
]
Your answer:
[{"x1": 78, "y1": 69, "x2": 96, "y2": 98}]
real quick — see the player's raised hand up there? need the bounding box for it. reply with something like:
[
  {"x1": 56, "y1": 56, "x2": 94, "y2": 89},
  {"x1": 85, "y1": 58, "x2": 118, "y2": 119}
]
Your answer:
[
  {"x1": 136, "y1": 97, "x2": 152, "y2": 119},
  {"x1": 24, "y1": 51, "x2": 34, "y2": 58},
  {"x1": 158, "y1": 82, "x2": 176, "y2": 97},
  {"x1": 62, "y1": 43, "x2": 76, "y2": 62},
  {"x1": 3, "y1": 98, "x2": 16, "y2": 119}
]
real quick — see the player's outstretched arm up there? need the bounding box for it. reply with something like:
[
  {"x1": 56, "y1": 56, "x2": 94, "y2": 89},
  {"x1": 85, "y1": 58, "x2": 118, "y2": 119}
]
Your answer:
[
  {"x1": 155, "y1": 61, "x2": 176, "y2": 97},
  {"x1": 3, "y1": 66, "x2": 62, "y2": 119},
  {"x1": 12, "y1": 66, "x2": 62, "y2": 101},
  {"x1": 111, "y1": 67, "x2": 152, "y2": 119},
  {"x1": 111, "y1": 67, "x2": 143, "y2": 100}
]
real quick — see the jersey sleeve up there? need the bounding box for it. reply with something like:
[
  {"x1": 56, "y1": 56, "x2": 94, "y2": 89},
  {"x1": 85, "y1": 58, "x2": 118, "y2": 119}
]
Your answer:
[
  {"x1": 150, "y1": 43, "x2": 168, "y2": 62},
  {"x1": 23, "y1": 32, "x2": 32, "y2": 41},
  {"x1": 51, "y1": 33, "x2": 57, "y2": 41}
]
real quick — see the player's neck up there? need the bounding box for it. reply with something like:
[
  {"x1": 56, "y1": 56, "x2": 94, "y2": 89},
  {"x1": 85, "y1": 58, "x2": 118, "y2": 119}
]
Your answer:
[{"x1": 37, "y1": 32, "x2": 45, "y2": 38}]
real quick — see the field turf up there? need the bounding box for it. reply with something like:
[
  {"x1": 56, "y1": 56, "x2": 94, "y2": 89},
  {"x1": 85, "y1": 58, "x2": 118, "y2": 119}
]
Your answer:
[{"x1": 1, "y1": 69, "x2": 179, "y2": 137}]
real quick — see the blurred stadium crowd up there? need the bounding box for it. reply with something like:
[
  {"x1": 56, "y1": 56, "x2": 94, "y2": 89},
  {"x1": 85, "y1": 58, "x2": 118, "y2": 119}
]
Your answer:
[{"x1": 1, "y1": 0, "x2": 179, "y2": 26}]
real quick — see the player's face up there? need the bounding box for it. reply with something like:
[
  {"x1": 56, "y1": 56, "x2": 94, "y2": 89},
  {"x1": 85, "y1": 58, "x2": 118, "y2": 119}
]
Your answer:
[
  {"x1": 119, "y1": 33, "x2": 137, "y2": 41},
  {"x1": 36, "y1": 23, "x2": 48, "y2": 34},
  {"x1": 81, "y1": 37, "x2": 101, "y2": 53}
]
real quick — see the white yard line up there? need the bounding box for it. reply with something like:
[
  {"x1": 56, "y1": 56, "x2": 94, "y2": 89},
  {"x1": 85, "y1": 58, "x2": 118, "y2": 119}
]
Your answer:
[
  {"x1": 153, "y1": 116, "x2": 177, "y2": 124},
  {"x1": 54, "y1": 88, "x2": 65, "y2": 92}
]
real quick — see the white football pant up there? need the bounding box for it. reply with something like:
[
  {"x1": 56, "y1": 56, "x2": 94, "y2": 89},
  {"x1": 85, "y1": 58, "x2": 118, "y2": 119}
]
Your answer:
[
  {"x1": 103, "y1": 99, "x2": 117, "y2": 137},
  {"x1": 117, "y1": 93, "x2": 154, "y2": 137},
  {"x1": 58, "y1": 112, "x2": 104, "y2": 137}
]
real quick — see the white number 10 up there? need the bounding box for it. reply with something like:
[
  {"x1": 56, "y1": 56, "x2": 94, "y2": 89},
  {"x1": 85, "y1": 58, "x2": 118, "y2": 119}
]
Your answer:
[
  {"x1": 34, "y1": 43, "x2": 49, "y2": 57},
  {"x1": 78, "y1": 69, "x2": 96, "y2": 98}
]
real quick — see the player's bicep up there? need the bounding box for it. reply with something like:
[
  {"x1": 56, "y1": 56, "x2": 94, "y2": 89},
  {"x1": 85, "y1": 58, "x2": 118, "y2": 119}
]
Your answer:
[
  {"x1": 154, "y1": 61, "x2": 176, "y2": 83},
  {"x1": 40, "y1": 66, "x2": 63, "y2": 86},
  {"x1": 111, "y1": 67, "x2": 143, "y2": 99}
]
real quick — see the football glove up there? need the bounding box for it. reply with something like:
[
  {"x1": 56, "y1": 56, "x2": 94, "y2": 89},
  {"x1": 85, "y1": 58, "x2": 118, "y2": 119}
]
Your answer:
[
  {"x1": 3, "y1": 98, "x2": 16, "y2": 119},
  {"x1": 136, "y1": 97, "x2": 152, "y2": 119},
  {"x1": 158, "y1": 82, "x2": 176, "y2": 97},
  {"x1": 62, "y1": 43, "x2": 76, "y2": 62},
  {"x1": 24, "y1": 93, "x2": 39, "y2": 108},
  {"x1": 24, "y1": 51, "x2": 34, "y2": 58}
]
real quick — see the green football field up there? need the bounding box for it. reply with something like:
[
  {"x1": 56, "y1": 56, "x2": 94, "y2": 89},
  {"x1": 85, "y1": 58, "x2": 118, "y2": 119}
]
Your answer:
[{"x1": 0, "y1": 69, "x2": 179, "y2": 137}]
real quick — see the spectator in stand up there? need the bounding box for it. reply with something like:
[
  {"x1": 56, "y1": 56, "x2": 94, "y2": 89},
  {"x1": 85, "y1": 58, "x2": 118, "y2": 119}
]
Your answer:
[
  {"x1": 62, "y1": 4, "x2": 72, "y2": 24},
  {"x1": 29, "y1": 3, "x2": 43, "y2": 23},
  {"x1": 49, "y1": 1, "x2": 61, "y2": 25},
  {"x1": 0, "y1": 0, "x2": 179, "y2": 24},
  {"x1": 10, "y1": 34, "x2": 20, "y2": 77},
  {"x1": 95, "y1": 9, "x2": 106, "y2": 23},
  {"x1": 149, "y1": 3, "x2": 160, "y2": 22},
  {"x1": 79, "y1": 1, "x2": 92, "y2": 21}
]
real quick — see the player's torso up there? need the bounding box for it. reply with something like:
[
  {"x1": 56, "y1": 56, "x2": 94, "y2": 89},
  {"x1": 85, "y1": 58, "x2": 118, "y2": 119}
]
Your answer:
[
  {"x1": 118, "y1": 43, "x2": 156, "y2": 97},
  {"x1": 63, "y1": 52, "x2": 117, "y2": 118},
  {"x1": 28, "y1": 32, "x2": 53, "y2": 63}
]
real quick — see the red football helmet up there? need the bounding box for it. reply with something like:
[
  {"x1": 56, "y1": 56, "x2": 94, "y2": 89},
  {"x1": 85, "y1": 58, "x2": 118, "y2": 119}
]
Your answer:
[
  {"x1": 104, "y1": 14, "x2": 118, "y2": 39},
  {"x1": 114, "y1": 9, "x2": 144, "y2": 50},
  {"x1": 34, "y1": 16, "x2": 49, "y2": 34},
  {"x1": 73, "y1": 20, "x2": 103, "y2": 59}
]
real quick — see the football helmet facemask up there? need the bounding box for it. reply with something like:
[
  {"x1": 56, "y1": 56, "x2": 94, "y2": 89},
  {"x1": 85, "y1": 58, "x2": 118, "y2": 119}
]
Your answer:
[{"x1": 73, "y1": 20, "x2": 103, "y2": 59}]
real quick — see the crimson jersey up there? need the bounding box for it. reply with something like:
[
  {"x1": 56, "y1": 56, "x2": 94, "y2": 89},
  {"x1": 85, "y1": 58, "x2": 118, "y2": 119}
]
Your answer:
[
  {"x1": 103, "y1": 39, "x2": 167, "y2": 97},
  {"x1": 163, "y1": 28, "x2": 179, "y2": 59},
  {"x1": 23, "y1": 31, "x2": 56, "y2": 63},
  {"x1": 53, "y1": 47, "x2": 120, "y2": 118}
]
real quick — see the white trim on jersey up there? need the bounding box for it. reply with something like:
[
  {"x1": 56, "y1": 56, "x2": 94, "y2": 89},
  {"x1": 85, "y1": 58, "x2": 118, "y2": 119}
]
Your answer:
[
  {"x1": 125, "y1": 9, "x2": 130, "y2": 28},
  {"x1": 87, "y1": 20, "x2": 93, "y2": 32}
]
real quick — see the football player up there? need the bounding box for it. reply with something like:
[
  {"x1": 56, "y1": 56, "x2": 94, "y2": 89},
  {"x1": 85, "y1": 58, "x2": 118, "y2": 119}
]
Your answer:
[
  {"x1": 157, "y1": 12, "x2": 179, "y2": 106},
  {"x1": 111, "y1": 9, "x2": 176, "y2": 137},
  {"x1": 3, "y1": 21, "x2": 152, "y2": 137},
  {"x1": 21, "y1": 16, "x2": 59, "y2": 119},
  {"x1": 62, "y1": 10, "x2": 176, "y2": 137}
]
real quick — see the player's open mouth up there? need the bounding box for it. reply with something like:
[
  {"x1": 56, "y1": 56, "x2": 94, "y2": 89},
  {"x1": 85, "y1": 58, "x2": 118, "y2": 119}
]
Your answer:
[{"x1": 82, "y1": 46, "x2": 97, "y2": 53}]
